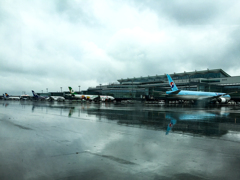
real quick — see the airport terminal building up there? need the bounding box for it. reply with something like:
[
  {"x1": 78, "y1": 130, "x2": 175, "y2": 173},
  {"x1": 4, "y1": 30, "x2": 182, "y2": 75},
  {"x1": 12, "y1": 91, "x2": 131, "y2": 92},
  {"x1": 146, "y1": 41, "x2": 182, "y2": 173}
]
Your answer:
[{"x1": 84, "y1": 69, "x2": 240, "y2": 102}]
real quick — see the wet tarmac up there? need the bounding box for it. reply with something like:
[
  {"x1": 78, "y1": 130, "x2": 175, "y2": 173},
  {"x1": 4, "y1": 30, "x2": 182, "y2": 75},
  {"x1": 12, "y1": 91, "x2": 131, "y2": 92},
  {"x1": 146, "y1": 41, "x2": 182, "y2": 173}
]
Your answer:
[{"x1": 1, "y1": 101, "x2": 240, "y2": 180}]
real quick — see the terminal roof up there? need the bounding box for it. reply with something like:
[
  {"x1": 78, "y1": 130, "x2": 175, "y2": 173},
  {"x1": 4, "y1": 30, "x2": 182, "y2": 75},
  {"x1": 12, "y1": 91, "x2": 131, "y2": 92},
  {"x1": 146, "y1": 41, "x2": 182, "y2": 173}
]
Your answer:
[{"x1": 117, "y1": 69, "x2": 231, "y2": 83}]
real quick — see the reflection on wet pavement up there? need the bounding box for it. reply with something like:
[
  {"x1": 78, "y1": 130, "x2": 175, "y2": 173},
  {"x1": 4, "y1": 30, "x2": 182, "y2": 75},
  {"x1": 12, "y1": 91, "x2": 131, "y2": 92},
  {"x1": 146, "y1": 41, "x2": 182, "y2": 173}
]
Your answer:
[
  {"x1": 166, "y1": 119, "x2": 176, "y2": 135},
  {"x1": 1, "y1": 101, "x2": 240, "y2": 180}
]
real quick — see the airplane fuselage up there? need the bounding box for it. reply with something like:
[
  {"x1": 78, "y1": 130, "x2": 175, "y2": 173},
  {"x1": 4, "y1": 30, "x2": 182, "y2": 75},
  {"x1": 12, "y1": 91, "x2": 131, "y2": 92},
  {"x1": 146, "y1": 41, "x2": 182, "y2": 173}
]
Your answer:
[
  {"x1": 100, "y1": 95, "x2": 115, "y2": 101},
  {"x1": 73, "y1": 94, "x2": 98, "y2": 100},
  {"x1": 4, "y1": 93, "x2": 20, "y2": 100},
  {"x1": 68, "y1": 87, "x2": 114, "y2": 101},
  {"x1": 166, "y1": 90, "x2": 231, "y2": 101},
  {"x1": 5, "y1": 97, "x2": 20, "y2": 100},
  {"x1": 72, "y1": 94, "x2": 114, "y2": 101},
  {"x1": 20, "y1": 95, "x2": 30, "y2": 100}
]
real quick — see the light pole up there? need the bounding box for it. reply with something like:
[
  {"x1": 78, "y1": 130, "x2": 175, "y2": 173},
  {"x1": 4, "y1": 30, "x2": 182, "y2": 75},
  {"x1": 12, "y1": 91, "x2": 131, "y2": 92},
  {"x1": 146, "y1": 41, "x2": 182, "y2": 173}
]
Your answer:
[
  {"x1": 78, "y1": 86, "x2": 80, "y2": 93},
  {"x1": 46, "y1": 88, "x2": 48, "y2": 93},
  {"x1": 60, "y1": 87, "x2": 62, "y2": 92},
  {"x1": 42, "y1": 90, "x2": 43, "y2": 93},
  {"x1": 131, "y1": 80, "x2": 133, "y2": 100}
]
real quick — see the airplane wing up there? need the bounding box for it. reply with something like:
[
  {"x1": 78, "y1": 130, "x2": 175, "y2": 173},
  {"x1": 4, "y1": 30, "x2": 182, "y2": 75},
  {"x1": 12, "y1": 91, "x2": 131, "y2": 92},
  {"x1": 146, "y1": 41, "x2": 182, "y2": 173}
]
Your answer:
[
  {"x1": 198, "y1": 91, "x2": 237, "y2": 101},
  {"x1": 198, "y1": 94, "x2": 225, "y2": 100},
  {"x1": 227, "y1": 91, "x2": 238, "y2": 95},
  {"x1": 168, "y1": 90, "x2": 181, "y2": 95}
]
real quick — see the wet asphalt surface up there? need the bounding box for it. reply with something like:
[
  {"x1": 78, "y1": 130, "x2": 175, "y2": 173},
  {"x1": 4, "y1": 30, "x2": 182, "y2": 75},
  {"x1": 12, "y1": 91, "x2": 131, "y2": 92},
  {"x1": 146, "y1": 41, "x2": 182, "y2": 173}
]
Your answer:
[{"x1": 0, "y1": 100, "x2": 240, "y2": 180}]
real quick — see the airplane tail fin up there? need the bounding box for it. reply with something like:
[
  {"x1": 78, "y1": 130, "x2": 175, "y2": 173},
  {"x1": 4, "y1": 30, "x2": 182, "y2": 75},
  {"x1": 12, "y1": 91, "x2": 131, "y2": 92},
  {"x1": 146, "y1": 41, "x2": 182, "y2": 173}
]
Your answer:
[
  {"x1": 5, "y1": 93, "x2": 9, "y2": 97},
  {"x1": 32, "y1": 90, "x2": 38, "y2": 97},
  {"x1": 68, "y1": 87, "x2": 76, "y2": 95},
  {"x1": 166, "y1": 74, "x2": 178, "y2": 91}
]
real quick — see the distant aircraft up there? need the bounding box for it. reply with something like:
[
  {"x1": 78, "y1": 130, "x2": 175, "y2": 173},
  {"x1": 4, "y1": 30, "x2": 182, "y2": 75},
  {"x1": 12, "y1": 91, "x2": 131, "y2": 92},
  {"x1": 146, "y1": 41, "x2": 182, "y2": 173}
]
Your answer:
[
  {"x1": 166, "y1": 74, "x2": 231, "y2": 104},
  {"x1": 32, "y1": 90, "x2": 49, "y2": 100},
  {"x1": 32, "y1": 90, "x2": 65, "y2": 101},
  {"x1": 68, "y1": 87, "x2": 115, "y2": 101},
  {"x1": 4, "y1": 93, "x2": 20, "y2": 100},
  {"x1": 68, "y1": 87, "x2": 98, "y2": 101},
  {"x1": 20, "y1": 94, "x2": 30, "y2": 100},
  {"x1": 99, "y1": 95, "x2": 115, "y2": 102},
  {"x1": 48, "y1": 96, "x2": 65, "y2": 102}
]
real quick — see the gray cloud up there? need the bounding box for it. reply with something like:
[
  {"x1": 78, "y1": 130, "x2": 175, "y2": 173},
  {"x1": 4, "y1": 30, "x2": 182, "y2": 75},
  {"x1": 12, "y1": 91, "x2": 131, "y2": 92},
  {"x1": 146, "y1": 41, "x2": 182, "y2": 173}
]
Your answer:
[
  {"x1": 130, "y1": 0, "x2": 240, "y2": 25},
  {"x1": 54, "y1": 0, "x2": 100, "y2": 27},
  {"x1": 152, "y1": 1, "x2": 218, "y2": 25}
]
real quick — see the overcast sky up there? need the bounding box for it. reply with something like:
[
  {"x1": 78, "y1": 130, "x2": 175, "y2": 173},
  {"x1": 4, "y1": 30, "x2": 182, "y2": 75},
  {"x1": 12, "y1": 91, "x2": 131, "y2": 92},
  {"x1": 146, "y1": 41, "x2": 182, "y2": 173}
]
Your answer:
[{"x1": 1, "y1": 0, "x2": 240, "y2": 95}]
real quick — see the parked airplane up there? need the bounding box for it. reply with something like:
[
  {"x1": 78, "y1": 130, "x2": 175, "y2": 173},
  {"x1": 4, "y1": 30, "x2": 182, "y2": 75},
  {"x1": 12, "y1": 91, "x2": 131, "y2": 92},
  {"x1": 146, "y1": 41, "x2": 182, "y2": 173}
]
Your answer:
[
  {"x1": 4, "y1": 93, "x2": 20, "y2": 100},
  {"x1": 166, "y1": 74, "x2": 231, "y2": 103},
  {"x1": 68, "y1": 87, "x2": 98, "y2": 101},
  {"x1": 32, "y1": 90, "x2": 65, "y2": 101},
  {"x1": 68, "y1": 87, "x2": 115, "y2": 101},
  {"x1": 48, "y1": 96, "x2": 65, "y2": 102},
  {"x1": 20, "y1": 94, "x2": 31, "y2": 100},
  {"x1": 99, "y1": 95, "x2": 115, "y2": 102},
  {"x1": 32, "y1": 90, "x2": 49, "y2": 100}
]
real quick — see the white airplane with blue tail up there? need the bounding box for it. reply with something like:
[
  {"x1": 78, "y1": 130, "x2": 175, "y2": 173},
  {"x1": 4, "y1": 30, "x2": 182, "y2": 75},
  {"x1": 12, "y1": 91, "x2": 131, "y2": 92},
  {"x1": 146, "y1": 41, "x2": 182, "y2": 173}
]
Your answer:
[
  {"x1": 32, "y1": 90, "x2": 65, "y2": 101},
  {"x1": 32, "y1": 90, "x2": 49, "y2": 100},
  {"x1": 166, "y1": 74, "x2": 232, "y2": 104}
]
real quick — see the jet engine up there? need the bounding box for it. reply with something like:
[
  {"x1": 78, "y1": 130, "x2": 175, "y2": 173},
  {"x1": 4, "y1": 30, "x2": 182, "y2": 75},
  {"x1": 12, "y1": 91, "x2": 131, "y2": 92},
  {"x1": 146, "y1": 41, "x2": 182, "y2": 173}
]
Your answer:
[{"x1": 218, "y1": 97, "x2": 227, "y2": 103}]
